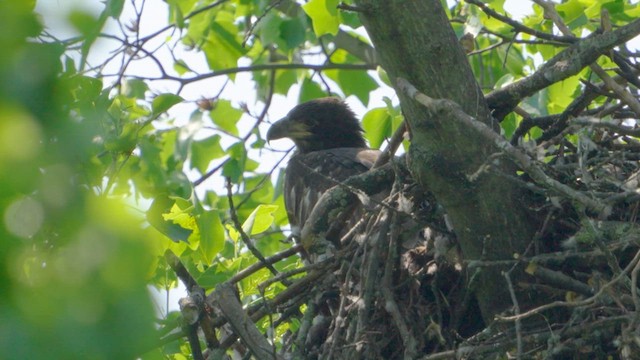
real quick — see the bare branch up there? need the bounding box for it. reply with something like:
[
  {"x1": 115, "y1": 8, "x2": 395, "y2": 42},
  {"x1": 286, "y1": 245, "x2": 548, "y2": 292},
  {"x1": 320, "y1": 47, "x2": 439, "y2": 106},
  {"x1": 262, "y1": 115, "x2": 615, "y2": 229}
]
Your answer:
[
  {"x1": 397, "y1": 77, "x2": 611, "y2": 216},
  {"x1": 486, "y1": 18, "x2": 640, "y2": 119}
]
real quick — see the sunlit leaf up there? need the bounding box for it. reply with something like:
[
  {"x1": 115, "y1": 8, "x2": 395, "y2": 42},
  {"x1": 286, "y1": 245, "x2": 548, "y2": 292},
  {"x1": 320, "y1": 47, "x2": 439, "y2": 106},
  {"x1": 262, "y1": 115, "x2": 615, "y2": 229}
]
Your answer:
[
  {"x1": 302, "y1": 0, "x2": 340, "y2": 36},
  {"x1": 210, "y1": 100, "x2": 242, "y2": 136},
  {"x1": 147, "y1": 196, "x2": 193, "y2": 242},
  {"x1": 242, "y1": 204, "x2": 279, "y2": 237}
]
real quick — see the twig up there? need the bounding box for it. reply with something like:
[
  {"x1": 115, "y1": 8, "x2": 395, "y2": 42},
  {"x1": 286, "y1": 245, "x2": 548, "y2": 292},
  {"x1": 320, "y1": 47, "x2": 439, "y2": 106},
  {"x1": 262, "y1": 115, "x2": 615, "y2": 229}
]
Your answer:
[
  {"x1": 373, "y1": 121, "x2": 406, "y2": 168},
  {"x1": 382, "y1": 181, "x2": 418, "y2": 358},
  {"x1": 503, "y1": 271, "x2": 523, "y2": 359},
  {"x1": 496, "y1": 248, "x2": 640, "y2": 322},
  {"x1": 465, "y1": 0, "x2": 576, "y2": 44},
  {"x1": 213, "y1": 283, "x2": 282, "y2": 360},
  {"x1": 534, "y1": 0, "x2": 640, "y2": 117},
  {"x1": 225, "y1": 178, "x2": 287, "y2": 282},
  {"x1": 397, "y1": 77, "x2": 610, "y2": 216},
  {"x1": 485, "y1": 17, "x2": 640, "y2": 119},
  {"x1": 228, "y1": 244, "x2": 303, "y2": 285}
]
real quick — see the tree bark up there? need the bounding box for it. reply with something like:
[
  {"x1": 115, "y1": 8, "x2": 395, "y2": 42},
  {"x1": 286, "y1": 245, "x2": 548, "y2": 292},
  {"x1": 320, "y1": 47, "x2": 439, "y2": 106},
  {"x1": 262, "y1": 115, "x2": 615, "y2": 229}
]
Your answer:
[{"x1": 354, "y1": 0, "x2": 540, "y2": 322}]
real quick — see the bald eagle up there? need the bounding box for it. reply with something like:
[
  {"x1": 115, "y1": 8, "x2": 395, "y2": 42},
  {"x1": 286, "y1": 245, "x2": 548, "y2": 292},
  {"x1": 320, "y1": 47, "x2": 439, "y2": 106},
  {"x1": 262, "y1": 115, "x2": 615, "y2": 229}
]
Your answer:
[{"x1": 266, "y1": 98, "x2": 381, "y2": 247}]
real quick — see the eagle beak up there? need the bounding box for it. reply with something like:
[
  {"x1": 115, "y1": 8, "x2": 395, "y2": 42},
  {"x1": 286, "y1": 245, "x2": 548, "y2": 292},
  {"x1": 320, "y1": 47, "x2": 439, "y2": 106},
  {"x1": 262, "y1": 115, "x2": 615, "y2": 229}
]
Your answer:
[
  {"x1": 266, "y1": 116, "x2": 311, "y2": 143},
  {"x1": 266, "y1": 116, "x2": 291, "y2": 142}
]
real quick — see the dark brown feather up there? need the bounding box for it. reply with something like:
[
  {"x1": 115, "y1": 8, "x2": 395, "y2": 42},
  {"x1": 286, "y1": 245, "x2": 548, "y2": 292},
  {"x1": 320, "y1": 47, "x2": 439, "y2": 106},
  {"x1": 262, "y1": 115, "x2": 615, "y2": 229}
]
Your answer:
[{"x1": 268, "y1": 98, "x2": 379, "y2": 243}]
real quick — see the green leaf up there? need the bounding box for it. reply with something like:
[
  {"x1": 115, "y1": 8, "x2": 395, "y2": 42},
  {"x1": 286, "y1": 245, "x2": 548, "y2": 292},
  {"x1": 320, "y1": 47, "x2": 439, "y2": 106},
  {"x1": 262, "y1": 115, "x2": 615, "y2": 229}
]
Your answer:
[
  {"x1": 302, "y1": 0, "x2": 340, "y2": 36},
  {"x1": 152, "y1": 93, "x2": 183, "y2": 116},
  {"x1": 191, "y1": 135, "x2": 225, "y2": 174},
  {"x1": 227, "y1": 204, "x2": 279, "y2": 242},
  {"x1": 376, "y1": 66, "x2": 392, "y2": 87},
  {"x1": 279, "y1": 18, "x2": 306, "y2": 49},
  {"x1": 123, "y1": 79, "x2": 148, "y2": 99},
  {"x1": 362, "y1": 107, "x2": 391, "y2": 149},
  {"x1": 223, "y1": 159, "x2": 243, "y2": 183},
  {"x1": 197, "y1": 210, "x2": 225, "y2": 263},
  {"x1": 299, "y1": 78, "x2": 327, "y2": 103},
  {"x1": 501, "y1": 112, "x2": 517, "y2": 139},
  {"x1": 105, "y1": 0, "x2": 125, "y2": 18},
  {"x1": 556, "y1": 0, "x2": 587, "y2": 31},
  {"x1": 257, "y1": 12, "x2": 282, "y2": 46},
  {"x1": 71, "y1": 75, "x2": 103, "y2": 103},
  {"x1": 274, "y1": 70, "x2": 298, "y2": 95},
  {"x1": 328, "y1": 70, "x2": 377, "y2": 105},
  {"x1": 243, "y1": 204, "x2": 278, "y2": 236},
  {"x1": 173, "y1": 59, "x2": 192, "y2": 75},
  {"x1": 68, "y1": 10, "x2": 101, "y2": 38},
  {"x1": 547, "y1": 74, "x2": 581, "y2": 114},
  {"x1": 223, "y1": 143, "x2": 246, "y2": 183},
  {"x1": 209, "y1": 100, "x2": 243, "y2": 136},
  {"x1": 203, "y1": 12, "x2": 246, "y2": 72},
  {"x1": 146, "y1": 196, "x2": 192, "y2": 243}
]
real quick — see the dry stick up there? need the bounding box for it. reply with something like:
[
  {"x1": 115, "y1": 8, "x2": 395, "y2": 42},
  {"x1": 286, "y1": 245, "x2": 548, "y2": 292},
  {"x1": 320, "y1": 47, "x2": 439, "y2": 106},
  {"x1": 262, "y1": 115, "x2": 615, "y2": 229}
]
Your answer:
[
  {"x1": 533, "y1": 0, "x2": 640, "y2": 117},
  {"x1": 324, "y1": 244, "x2": 363, "y2": 359},
  {"x1": 502, "y1": 271, "x2": 523, "y2": 360},
  {"x1": 356, "y1": 208, "x2": 388, "y2": 339},
  {"x1": 165, "y1": 251, "x2": 220, "y2": 354},
  {"x1": 213, "y1": 283, "x2": 282, "y2": 360},
  {"x1": 527, "y1": 263, "x2": 594, "y2": 297},
  {"x1": 216, "y1": 265, "x2": 333, "y2": 350},
  {"x1": 572, "y1": 117, "x2": 640, "y2": 137},
  {"x1": 497, "y1": 248, "x2": 640, "y2": 322},
  {"x1": 225, "y1": 178, "x2": 287, "y2": 283},
  {"x1": 631, "y1": 258, "x2": 640, "y2": 326},
  {"x1": 396, "y1": 77, "x2": 610, "y2": 217},
  {"x1": 465, "y1": 0, "x2": 576, "y2": 43},
  {"x1": 421, "y1": 315, "x2": 629, "y2": 360},
  {"x1": 373, "y1": 121, "x2": 407, "y2": 169},
  {"x1": 228, "y1": 244, "x2": 303, "y2": 285},
  {"x1": 381, "y1": 182, "x2": 418, "y2": 359}
]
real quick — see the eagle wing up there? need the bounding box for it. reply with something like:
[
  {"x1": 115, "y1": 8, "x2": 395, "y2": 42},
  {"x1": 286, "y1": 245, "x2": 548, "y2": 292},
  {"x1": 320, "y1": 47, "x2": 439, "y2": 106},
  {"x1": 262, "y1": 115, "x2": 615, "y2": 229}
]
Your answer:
[{"x1": 283, "y1": 147, "x2": 381, "y2": 241}]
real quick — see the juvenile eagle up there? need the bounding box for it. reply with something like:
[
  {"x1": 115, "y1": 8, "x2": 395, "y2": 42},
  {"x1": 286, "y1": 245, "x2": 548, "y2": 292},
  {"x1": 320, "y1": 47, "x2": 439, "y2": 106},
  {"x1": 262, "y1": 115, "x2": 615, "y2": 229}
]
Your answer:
[{"x1": 266, "y1": 98, "x2": 381, "y2": 246}]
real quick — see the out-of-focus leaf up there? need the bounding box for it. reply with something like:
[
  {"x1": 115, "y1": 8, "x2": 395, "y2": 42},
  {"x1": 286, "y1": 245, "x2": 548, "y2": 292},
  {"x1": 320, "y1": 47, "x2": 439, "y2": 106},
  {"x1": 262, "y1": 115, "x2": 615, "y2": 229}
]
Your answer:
[
  {"x1": 299, "y1": 78, "x2": 327, "y2": 103},
  {"x1": 123, "y1": 79, "x2": 148, "y2": 99},
  {"x1": 222, "y1": 142, "x2": 246, "y2": 183},
  {"x1": 275, "y1": 70, "x2": 299, "y2": 95},
  {"x1": 332, "y1": 70, "x2": 377, "y2": 105},
  {"x1": 152, "y1": 93, "x2": 183, "y2": 116},
  {"x1": 210, "y1": 100, "x2": 242, "y2": 136},
  {"x1": 105, "y1": 0, "x2": 125, "y2": 18},
  {"x1": 302, "y1": 0, "x2": 340, "y2": 36},
  {"x1": 203, "y1": 12, "x2": 246, "y2": 73},
  {"x1": 377, "y1": 66, "x2": 391, "y2": 87},
  {"x1": 191, "y1": 135, "x2": 225, "y2": 174},
  {"x1": 280, "y1": 18, "x2": 306, "y2": 49}
]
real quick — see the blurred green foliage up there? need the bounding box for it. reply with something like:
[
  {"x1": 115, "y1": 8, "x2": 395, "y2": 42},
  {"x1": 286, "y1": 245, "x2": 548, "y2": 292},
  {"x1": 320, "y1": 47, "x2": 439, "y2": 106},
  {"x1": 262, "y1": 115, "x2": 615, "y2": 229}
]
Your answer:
[{"x1": 0, "y1": 2, "x2": 158, "y2": 359}]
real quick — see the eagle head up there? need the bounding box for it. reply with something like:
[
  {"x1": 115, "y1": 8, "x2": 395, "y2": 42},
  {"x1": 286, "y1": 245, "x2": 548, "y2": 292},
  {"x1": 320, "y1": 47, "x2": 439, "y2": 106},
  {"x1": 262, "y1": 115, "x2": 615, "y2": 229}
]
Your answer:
[{"x1": 266, "y1": 97, "x2": 367, "y2": 153}]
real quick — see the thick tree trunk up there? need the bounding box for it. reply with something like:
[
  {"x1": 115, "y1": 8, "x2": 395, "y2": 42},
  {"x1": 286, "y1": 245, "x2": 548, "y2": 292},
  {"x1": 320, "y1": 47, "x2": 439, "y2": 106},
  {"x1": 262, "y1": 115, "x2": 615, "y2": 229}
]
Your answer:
[{"x1": 354, "y1": 0, "x2": 540, "y2": 322}]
